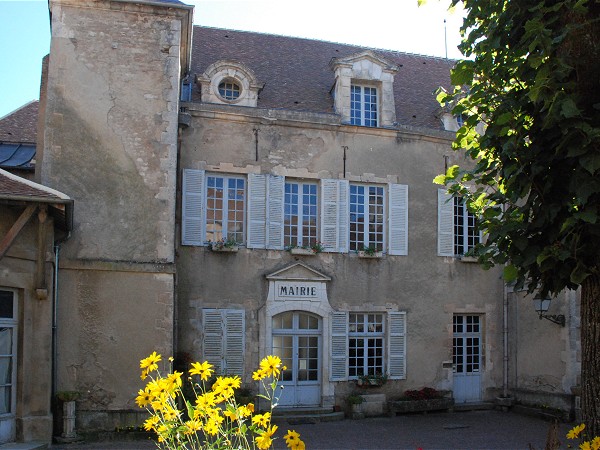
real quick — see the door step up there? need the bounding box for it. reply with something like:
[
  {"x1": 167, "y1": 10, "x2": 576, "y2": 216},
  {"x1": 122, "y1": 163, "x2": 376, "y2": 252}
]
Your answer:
[
  {"x1": 0, "y1": 443, "x2": 48, "y2": 450},
  {"x1": 273, "y1": 407, "x2": 345, "y2": 424}
]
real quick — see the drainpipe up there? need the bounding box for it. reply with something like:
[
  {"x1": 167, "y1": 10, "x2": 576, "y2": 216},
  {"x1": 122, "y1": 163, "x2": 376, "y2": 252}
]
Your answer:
[{"x1": 503, "y1": 282, "x2": 509, "y2": 398}]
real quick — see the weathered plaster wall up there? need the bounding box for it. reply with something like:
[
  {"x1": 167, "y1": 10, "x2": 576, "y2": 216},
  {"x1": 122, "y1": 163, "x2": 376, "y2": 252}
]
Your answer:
[
  {"x1": 177, "y1": 107, "x2": 505, "y2": 400},
  {"x1": 0, "y1": 207, "x2": 54, "y2": 442},
  {"x1": 38, "y1": 0, "x2": 187, "y2": 430}
]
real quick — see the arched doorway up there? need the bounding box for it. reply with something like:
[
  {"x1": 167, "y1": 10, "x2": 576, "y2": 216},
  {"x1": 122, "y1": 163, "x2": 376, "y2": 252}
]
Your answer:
[{"x1": 272, "y1": 311, "x2": 321, "y2": 407}]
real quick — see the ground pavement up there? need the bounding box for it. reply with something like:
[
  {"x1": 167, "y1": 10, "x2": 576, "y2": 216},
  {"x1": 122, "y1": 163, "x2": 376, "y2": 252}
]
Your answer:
[{"x1": 49, "y1": 410, "x2": 574, "y2": 450}]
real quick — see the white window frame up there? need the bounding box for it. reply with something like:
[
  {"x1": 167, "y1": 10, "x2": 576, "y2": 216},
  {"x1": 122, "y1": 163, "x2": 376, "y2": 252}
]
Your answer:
[
  {"x1": 350, "y1": 84, "x2": 378, "y2": 127},
  {"x1": 349, "y1": 183, "x2": 385, "y2": 252},
  {"x1": 438, "y1": 189, "x2": 481, "y2": 257},
  {"x1": 453, "y1": 196, "x2": 480, "y2": 256},
  {"x1": 348, "y1": 313, "x2": 385, "y2": 378},
  {"x1": 284, "y1": 181, "x2": 319, "y2": 248},
  {"x1": 0, "y1": 289, "x2": 17, "y2": 419},
  {"x1": 205, "y1": 174, "x2": 246, "y2": 245}
]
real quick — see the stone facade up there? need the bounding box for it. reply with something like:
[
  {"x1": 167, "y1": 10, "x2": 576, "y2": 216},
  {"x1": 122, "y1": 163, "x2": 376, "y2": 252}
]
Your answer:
[{"x1": 0, "y1": 0, "x2": 582, "y2": 445}]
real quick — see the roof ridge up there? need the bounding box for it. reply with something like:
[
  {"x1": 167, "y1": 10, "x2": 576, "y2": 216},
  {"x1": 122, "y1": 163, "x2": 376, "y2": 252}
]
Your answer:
[
  {"x1": 194, "y1": 25, "x2": 459, "y2": 62},
  {"x1": 0, "y1": 100, "x2": 39, "y2": 122}
]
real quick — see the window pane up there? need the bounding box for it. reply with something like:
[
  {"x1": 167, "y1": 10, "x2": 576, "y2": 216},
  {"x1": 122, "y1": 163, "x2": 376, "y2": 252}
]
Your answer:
[{"x1": 0, "y1": 292, "x2": 13, "y2": 319}]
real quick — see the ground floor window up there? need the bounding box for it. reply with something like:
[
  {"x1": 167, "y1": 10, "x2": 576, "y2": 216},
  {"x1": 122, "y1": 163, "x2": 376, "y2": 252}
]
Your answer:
[{"x1": 348, "y1": 313, "x2": 384, "y2": 377}]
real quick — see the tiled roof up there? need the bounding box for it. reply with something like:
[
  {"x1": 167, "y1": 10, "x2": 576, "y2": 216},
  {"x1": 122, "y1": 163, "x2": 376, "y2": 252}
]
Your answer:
[
  {"x1": 191, "y1": 27, "x2": 455, "y2": 130},
  {"x1": 0, "y1": 101, "x2": 38, "y2": 144},
  {"x1": 0, "y1": 168, "x2": 69, "y2": 201}
]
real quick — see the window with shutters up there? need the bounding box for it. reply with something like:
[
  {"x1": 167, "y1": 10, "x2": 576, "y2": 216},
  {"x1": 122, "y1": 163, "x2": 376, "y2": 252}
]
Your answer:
[
  {"x1": 438, "y1": 189, "x2": 481, "y2": 257},
  {"x1": 349, "y1": 184, "x2": 385, "y2": 252},
  {"x1": 206, "y1": 175, "x2": 246, "y2": 244},
  {"x1": 330, "y1": 311, "x2": 406, "y2": 381},
  {"x1": 284, "y1": 181, "x2": 318, "y2": 248},
  {"x1": 202, "y1": 309, "x2": 245, "y2": 376}
]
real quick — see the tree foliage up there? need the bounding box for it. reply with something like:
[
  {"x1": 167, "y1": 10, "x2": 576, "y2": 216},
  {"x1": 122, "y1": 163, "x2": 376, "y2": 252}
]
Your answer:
[{"x1": 435, "y1": 0, "x2": 600, "y2": 297}]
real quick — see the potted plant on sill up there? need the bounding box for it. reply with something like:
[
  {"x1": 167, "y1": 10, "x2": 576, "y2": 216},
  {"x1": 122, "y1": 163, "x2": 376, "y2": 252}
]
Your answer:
[
  {"x1": 357, "y1": 245, "x2": 383, "y2": 259},
  {"x1": 347, "y1": 394, "x2": 365, "y2": 419},
  {"x1": 208, "y1": 237, "x2": 239, "y2": 252},
  {"x1": 356, "y1": 372, "x2": 388, "y2": 387},
  {"x1": 288, "y1": 241, "x2": 324, "y2": 255}
]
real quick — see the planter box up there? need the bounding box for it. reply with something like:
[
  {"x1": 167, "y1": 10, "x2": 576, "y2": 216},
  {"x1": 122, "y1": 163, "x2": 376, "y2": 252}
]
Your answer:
[
  {"x1": 211, "y1": 244, "x2": 239, "y2": 253},
  {"x1": 358, "y1": 251, "x2": 383, "y2": 259},
  {"x1": 388, "y1": 397, "x2": 454, "y2": 416},
  {"x1": 289, "y1": 248, "x2": 317, "y2": 256}
]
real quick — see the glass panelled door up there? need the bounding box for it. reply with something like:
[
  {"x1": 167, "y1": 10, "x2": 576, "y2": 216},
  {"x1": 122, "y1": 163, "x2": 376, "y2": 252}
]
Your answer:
[
  {"x1": 272, "y1": 312, "x2": 321, "y2": 407},
  {"x1": 453, "y1": 315, "x2": 482, "y2": 403},
  {"x1": 0, "y1": 290, "x2": 16, "y2": 444}
]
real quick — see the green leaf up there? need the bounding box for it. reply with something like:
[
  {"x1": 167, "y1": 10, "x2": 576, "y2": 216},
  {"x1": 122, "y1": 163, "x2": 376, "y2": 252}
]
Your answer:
[
  {"x1": 570, "y1": 261, "x2": 589, "y2": 285},
  {"x1": 433, "y1": 174, "x2": 446, "y2": 185},
  {"x1": 503, "y1": 265, "x2": 518, "y2": 283},
  {"x1": 560, "y1": 98, "x2": 581, "y2": 118}
]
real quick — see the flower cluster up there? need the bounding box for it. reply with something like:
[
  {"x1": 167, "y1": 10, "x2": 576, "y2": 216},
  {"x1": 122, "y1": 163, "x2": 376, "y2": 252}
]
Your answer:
[
  {"x1": 567, "y1": 424, "x2": 600, "y2": 450},
  {"x1": 403, "y1": 387, "x2": 442, "y2": 401},
  {"x1": 136, "y1": 352, "x2": 305, "y2": 450}
]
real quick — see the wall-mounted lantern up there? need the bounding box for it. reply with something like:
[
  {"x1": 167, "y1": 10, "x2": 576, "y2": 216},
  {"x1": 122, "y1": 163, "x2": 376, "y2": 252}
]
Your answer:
[{"x1": 533, "y1": 295, "x2": 566, "y2": 326}]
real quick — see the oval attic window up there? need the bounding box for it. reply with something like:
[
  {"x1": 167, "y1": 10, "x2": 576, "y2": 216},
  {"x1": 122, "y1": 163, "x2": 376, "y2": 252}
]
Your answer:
[{"x1": 218, "y1": 80, "x2": 241, "y2": 101}]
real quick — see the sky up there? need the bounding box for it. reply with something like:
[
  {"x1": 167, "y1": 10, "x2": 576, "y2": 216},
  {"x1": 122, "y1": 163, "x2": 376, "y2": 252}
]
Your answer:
[{"x1": 0, "y1": 0, "x2": 465, "y2": 119}]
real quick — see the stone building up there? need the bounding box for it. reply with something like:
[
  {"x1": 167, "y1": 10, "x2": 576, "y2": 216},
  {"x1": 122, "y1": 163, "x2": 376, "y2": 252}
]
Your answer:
[{"x1": 0, "y1": 0, "x2": 580, "y2": 445}]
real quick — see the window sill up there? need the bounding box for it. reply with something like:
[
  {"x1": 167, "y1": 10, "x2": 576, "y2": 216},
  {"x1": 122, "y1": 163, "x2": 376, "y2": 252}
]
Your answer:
[
  {"x1": 289, "y1": 248, "x2": 318, "y2": 256},
  {"x1": 210, "y1": 245, "x2": 239, "y2": 253},
  {"x1": 357, "y1": 251, "x2": 383, "y2": 259},
  {"x1": 459, "y1": 256, "x2": 478, "y2": 263}
]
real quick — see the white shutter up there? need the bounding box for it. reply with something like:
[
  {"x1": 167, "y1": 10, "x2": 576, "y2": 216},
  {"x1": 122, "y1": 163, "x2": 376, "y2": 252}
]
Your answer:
[
  {"x1": 330, "y1": 311, "x2": 348, "y2": 381},
  {"x1": 202, "y1": 309, "x2": 224, "y2": 374},
  {"x1": 182, "y1": 169, "x2": 205, "y2": 246},
  {"x1": 266, "y1": 175, "x2": 285, "y2": 250},
  {"x1": 438, "y1": 189, "x2": 454, "y2": 256},
  {"x1": 224, "y1": 309, "x2": 245, "y2": 376},
  {"x1": 388, "y1": 312, "x2": 406, "y2": 379},
  {"x1": 247, "y1": 174, "x2": 267, "y2": 249},
  {"x1": 388, "y1": 184, "x2": 408, "y2": 256},
  {"x1": 321, "y1": 179, "x2": 349, "y2": 253}
]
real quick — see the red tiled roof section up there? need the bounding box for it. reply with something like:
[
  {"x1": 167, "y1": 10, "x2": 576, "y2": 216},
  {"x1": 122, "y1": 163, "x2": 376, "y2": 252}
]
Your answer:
[
  {"x1": 0, "y1": 171, "x2": 61, "y2": 200},
  {"x1": 0, "y1": 101, "x2": 39, "y2": 145},
  {"x1": 191, "y1": 27, "x2": 455, "y2": 129}
]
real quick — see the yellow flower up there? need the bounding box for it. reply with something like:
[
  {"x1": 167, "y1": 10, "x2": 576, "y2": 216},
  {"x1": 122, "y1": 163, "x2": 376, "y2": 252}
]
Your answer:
[
  {"x1": 581, "y1": 442, "x2": 592, "y2": 450},
  {"x1": 591, "y1": 437, "x2": 600, "y2": 450},
  {"x1": 190, "y1": 361, "x2": 214, "y2": 381},
  {"x1": 195, "y1": 391, "x2": 217, "y2": 411},
  {"x1": 284, "y1": 429, "x2": 301, "y2": 446},
  {"x1": 140, "y1": 351, "x2": 162, "y2": 374},
  {"x1": 238, "y1": 404, "x2": 254, "y2": 417},
  {"x1": 150, "y1": 393, "x2": 169, "y2": 412},
  {"x1": 253, "y1": 368, "x2": 267, "y2": 380},
  {"x1": 224, "y1": 408, "x2": 239, "y2": 421},
  {"x1": 212, "y1": 376, "x2": 241, "y2": 400},
  {"x1": 135, "y1": 387, "x2": 154, "y2": 408},
  {"x1": 568, "y1": 424, "x2": 586, "y2": 440},
  {"x1": 255, "y1": 424, "x2": 278, "y2": 450},
  {"x1": 162, "y1": 404, "x2": 180, "y2": 421},
  {"x1": 164, "y1": 371, "x2": 183, "y2": 392},
  {"x1": 259, "y1": 355, "x2": 282, "y2": 378},
  {"x1": 143, "y1": 415, "x2": 159, "y2": 431},
  {"x1": 184, "y1": 419, "x2": 202, "y2": 435},
  {"x1": 252, "y1": 412, "x2": 271, "y2": 428}
]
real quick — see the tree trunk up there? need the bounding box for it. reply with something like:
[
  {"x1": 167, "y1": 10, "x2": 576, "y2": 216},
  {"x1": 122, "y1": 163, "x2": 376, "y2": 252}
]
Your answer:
[{"x1": 581, "y1": 273, "x2": 600, "y2": 437}]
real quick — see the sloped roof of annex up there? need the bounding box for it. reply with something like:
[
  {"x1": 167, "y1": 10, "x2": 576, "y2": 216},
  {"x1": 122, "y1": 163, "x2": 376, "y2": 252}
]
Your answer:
[{"x1": 190, "y1": 26, "x2": 456, "y2": 130}]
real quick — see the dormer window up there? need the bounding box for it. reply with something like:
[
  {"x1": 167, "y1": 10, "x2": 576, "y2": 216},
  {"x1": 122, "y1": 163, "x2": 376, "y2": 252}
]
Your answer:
[
  {"x1": 329, "y1": 50, "x2": 398, "y2": 128},
  {"x1": 218, "y1": 79, "x2": 241, "y2": 101},
  {"x1": 351, "y1": 85, "x2": 378, "y2": 127},
  {"x1": 197, "y1": 60, "x2": 264, "y2": 107}
]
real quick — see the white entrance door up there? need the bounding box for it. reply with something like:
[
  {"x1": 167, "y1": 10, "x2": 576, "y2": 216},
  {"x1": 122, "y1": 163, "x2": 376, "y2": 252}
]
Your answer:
[
  {"x1": 0, "y1": 290, "x2": 17, "y2": 444},
  {"x1": 453, "y1": 314, "x2": 482, "y2": 403},
  {"x1": 272, "y1": 311, "x2": 321, "y2": 407}
]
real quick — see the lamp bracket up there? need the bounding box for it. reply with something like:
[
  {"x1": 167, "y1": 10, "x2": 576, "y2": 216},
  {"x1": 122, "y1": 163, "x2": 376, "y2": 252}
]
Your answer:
[{"x1": 539, "y1": 313, "x2": 566, "y2": 327}]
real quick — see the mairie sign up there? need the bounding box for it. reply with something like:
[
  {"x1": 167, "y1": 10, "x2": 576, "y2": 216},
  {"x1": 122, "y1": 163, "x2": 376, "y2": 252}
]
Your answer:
[{"x1": 274, "y1": 281, "x2": 320, "y2": 300}]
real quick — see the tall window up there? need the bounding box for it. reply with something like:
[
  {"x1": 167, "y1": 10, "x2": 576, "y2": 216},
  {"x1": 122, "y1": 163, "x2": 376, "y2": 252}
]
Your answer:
[
  {"x1": 453, "y1": 197, "x2": 479, "y2": 255},
  {"x1": 350, "y1": 184, "x2": 384, "y2": 252},
  {"x1": 206, "y1": 175, "x2": 245, "y2": 243},
  {"x1": 284, "y1": 182, "x2": 318, "y2": 247},
  {"x1": 351, "y1": 85, "x2": 378, "y2": 127},
  {"x1": 348, "y1": 313, "x2": 384, "y2": 377}
]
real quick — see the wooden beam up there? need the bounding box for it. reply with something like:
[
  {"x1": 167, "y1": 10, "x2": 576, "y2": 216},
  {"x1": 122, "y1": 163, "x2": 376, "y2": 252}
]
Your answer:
[{"x1": 0, "y1": 205, "x2": 38, "y2": 260}]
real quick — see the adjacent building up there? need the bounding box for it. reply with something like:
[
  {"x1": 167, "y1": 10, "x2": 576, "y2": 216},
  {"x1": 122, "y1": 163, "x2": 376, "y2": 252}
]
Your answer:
[{"x1": 0, "y1": 0, "x2": 581, "y2": 445}]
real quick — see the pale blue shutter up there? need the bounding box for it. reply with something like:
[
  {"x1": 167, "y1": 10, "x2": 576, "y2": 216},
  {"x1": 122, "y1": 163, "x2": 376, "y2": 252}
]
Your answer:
[
  {"x1": 182, "y1": 169, "x2": 205, "y2": 246},
  {"x1": 266, "y1": 175, "x2": 285, "y2": 250},
  {"x1": 224, "y1": 309, "x2": 245, "y2": 376},
  {"x1": 320, "y1": 179, "x2": 349, "y2": 253},
  {"x1": 388, "y1": 312, "x2": 406, "y2": 379},
  {"x1": 247, "y1": 174, "x2": 267, "y2": 248},
  {"x1": 388, "y1": 184, "x2": 408, "y2": 255},
  {"x1": 330, "y1": 311, "x2": 348, "y2": 381},
  {"x1": 438, "y1": 189, "x2": 454, "y2": 256},
  {"x1": 202, "y1": 309, "x2": 224, "y2": 374}
]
